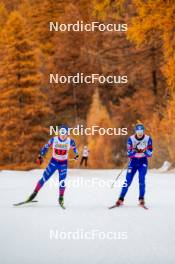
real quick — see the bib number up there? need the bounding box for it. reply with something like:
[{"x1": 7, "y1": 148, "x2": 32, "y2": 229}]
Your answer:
[{"x1": 55, "y1": 149, "x2": 67, "y2": 155}]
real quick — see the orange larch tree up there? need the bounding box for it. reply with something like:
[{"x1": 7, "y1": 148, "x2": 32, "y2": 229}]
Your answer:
[{"x1": 0, "y1": 11, "x2": 53, "y2": 169}]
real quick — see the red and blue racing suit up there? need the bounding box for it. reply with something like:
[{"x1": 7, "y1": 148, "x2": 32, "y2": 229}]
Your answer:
[{"x1": 34, "y1": 136, "x2": 78, "y2": 196}]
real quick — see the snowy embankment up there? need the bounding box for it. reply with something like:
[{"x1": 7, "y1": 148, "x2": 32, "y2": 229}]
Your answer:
[{"x1": 0, "y1": 169, "x2": 175, "y2": 264}]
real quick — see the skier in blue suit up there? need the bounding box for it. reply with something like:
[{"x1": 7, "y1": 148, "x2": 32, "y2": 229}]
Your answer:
[
  {"x1": 26, "y1": 125, "x2": 79, "y2": 209},
  {"x1": 116, "y1": 124, "x2": 153, "y2": 207}
]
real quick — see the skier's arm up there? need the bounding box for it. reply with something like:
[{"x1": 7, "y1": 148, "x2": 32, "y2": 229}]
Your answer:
[
  {"x1": 127, "y1": 138, "x2": 136, "y2": 158},
  {"x1": 40, "y1": 137, "x2": 54, "y2": 157},
  {"x1": 36, "y1": 138, "x2": 54, "y2": 165},
  {"x1": 144, "y1": 137, "x2": 153, "y2": 158},
  {"x1": 70, "y1": 139, "x2": 79, "y2": 159}
]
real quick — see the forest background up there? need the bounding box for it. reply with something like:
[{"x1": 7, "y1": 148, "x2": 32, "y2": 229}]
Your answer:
[{"x1": 0, "y1": 0, "x2": 174, "y2": 170}]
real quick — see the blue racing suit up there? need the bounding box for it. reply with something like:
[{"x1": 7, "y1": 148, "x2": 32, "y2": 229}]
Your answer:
[{"x1": 119, "y1": 134, "x2": 153, "y2": 200}]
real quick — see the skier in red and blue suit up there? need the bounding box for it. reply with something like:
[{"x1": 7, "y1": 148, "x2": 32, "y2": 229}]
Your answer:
[
  {"x1": 27, "y1": 125, "x2": 79, "y2": 208},
  {"x1": 116, "y1": 124, "x2": 153, "y2": 207}
]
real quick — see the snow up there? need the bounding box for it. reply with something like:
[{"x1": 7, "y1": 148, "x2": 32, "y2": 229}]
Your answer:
[
  {"x1": 0, "y1": 169, "x2": 175, "y2": 264},
  {"x1": 158, "y1": 161, "x2": 172, "y2": 172}
]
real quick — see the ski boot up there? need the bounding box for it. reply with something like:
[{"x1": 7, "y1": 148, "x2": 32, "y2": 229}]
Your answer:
[
  {"x1": 58, "y1": 195, "x2": 66, "y2": 209},
  {"x1": 109, "y1": 198, "x2": 124, "y2": 209},
  {"x1": 139, "y1": 199, "x2": 145, "y2": 206},
  {"x1": 139, "y1": 198, "x2": 148, "y2": 209},
  {"x1": 27, "y1": 191, "x2": 38, "y2": 202},
  {"x1": 116, "y1": 198, "x2": 124, "y2": 207}
]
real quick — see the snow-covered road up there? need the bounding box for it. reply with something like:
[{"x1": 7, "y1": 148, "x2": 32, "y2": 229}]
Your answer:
[{"x1": 0, "y1": 169, "x2": 175, "y2": 264}]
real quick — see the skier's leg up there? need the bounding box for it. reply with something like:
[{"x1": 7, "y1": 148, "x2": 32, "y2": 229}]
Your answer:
[
  {"x1": 138, "y1": 163, "x2": 148, "y2": 200},
  {"x1": 85, "y1": 157, "x2": 88, "y2": 167},
  {"x1": 58, "y1": 161, "x2": 67, "y2": 208},
  {"x1": 58, "y1": 161, "x2": 67, "y2": 195},
  {"x1": 80, "y1": 157, "x2": 83, "y2": 166},
  {"x1": 118, "y1": 165, "x2": 137, "y2": 201},
  {"x1": 34, "y1": 160, "x2": 57, "y2": 192},
  {"x1": 27, "y1": 160, "x2": 57, "y2": 202},
  {"x1": 82, "y1": 157, "x2": 86, "y2": 166}
]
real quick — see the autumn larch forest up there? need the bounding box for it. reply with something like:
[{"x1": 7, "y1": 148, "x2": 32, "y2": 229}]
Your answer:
[{"x1": 0, "y1": 0, "x2": 174, "y2": 170}]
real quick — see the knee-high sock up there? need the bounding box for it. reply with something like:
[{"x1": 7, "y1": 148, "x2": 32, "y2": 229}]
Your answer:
[{"x1": 59, "y1": 163, "x2": 67, "y2": 197}]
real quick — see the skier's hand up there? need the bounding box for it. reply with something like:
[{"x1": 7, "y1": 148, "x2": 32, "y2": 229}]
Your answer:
[
  {"x1": 135, "y1": 147, "x2": 146, "y2": 153},
  {"x1": 36, "y1": 155, "x2": 44, "y2": 165},
  {"x1": 135, "y1": 143, "x2": 146, "y2": 153},
  {"x1": 74, "y1": 154, "x2": 79, "y2": 160},
  {"x1": 141, "y1": 148, "x2": 147, "y2": 153}
]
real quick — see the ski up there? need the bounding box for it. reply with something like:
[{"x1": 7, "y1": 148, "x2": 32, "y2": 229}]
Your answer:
[
  {"x1": 13, "y1": 200, "x2": 38, "y2": 206},
  {"x1": 109, "y1": 204, "x2": 149, "y2": 210},
  {"x1": 59, "y1": 200, "x2": 66, "y2": 210},
  {"x1": 109, "y1": 204, "x2": 122, "y2": 210},
  {"x1": 60, "y1": 204, "x2": 66, "y2": 210},
  {"x1": 139, "y1": 204, "x2": 149, "y2": 210}
]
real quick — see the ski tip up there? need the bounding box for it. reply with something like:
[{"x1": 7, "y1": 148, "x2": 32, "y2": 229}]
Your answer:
[
  {"x1": 13, "y1": 203, "x2": 24, "y2": 206},
  {"x1": 108, "y1": 204, "x2": 121, "y2": 210},
  {"x1": 13, "y1": 200, "x2": 38, "y2": 206}
]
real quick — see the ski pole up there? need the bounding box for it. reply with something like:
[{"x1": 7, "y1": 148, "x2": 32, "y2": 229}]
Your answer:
[{"x1": 111, "y1": 161, "x2": 128, "y2": 189}]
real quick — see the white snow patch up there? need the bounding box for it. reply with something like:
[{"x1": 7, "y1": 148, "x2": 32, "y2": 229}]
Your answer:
[
  {"x1": 0, "y1": 169, "x2": 175, "y2": 264},
  {"x1": 158, "y1": 161, "x2": 172, "y2": 172}
]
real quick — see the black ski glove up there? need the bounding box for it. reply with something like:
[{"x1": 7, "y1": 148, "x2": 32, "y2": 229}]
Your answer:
[
  {"x1": 74, "y1": 154, "x2": 79, "y2": 160},
  {"x1": 36, "y1": 155, "x2": 44, "y2": 165}
]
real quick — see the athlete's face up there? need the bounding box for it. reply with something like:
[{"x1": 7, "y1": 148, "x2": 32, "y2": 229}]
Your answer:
[
  {"x1": 135, "y1": 130, "x2": 144, "y2": 138},
  {"x1": 59, "y1": 128, "x2": 68, "y2": 140},
  {"x1": 59, "y1": 134, "x2": 68, "y2": 141}
]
